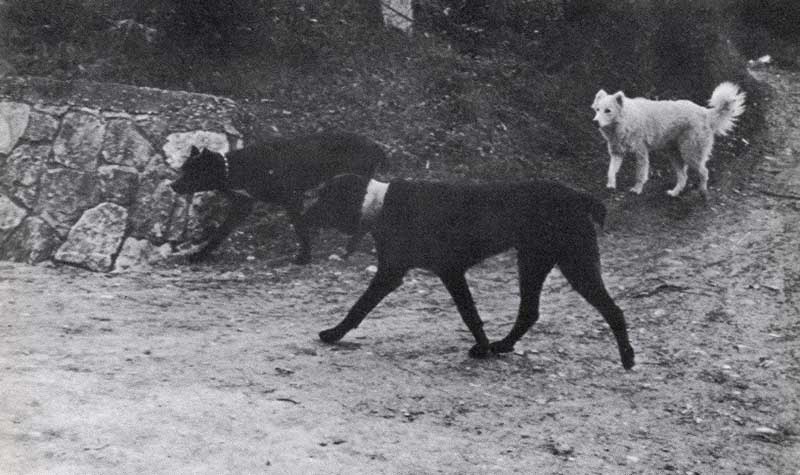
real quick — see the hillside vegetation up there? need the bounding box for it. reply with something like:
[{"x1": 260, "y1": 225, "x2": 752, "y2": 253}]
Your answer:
[{"x1": 1, "y1": 0, "x2": 796, "y2": 189}]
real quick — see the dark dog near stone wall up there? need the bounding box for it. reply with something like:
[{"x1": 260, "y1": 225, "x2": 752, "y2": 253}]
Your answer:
[
  {"x1": 169, "y1": 132, "x2": 385, "y2": 264},
  {"x1": 301, "y1": 174, "x2": 635, "y2": 369}
]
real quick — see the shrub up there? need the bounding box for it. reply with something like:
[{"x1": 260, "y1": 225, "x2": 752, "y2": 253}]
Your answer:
[{"x1": 3, "y1": 0, "x2": 107, "y2": 45}]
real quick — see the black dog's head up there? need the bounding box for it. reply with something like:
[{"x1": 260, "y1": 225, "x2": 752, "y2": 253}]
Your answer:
[
  {"x1": 170, "y1": 146, "x2": 227, "y2": 195},
  {"x1": 301, "y1": 174, "x2": 374, "y2": 236}
]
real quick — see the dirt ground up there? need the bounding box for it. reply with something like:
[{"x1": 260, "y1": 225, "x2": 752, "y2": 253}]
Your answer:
[{"x1": 1, "y1": 68, "x2": 798, "y2": 475}]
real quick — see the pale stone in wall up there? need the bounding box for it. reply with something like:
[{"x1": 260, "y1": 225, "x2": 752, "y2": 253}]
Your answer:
[
  {"x1": 0, "y1": 194, "x2": 27, "y2": 241},
  {"x1": 101, "y1": 118, "x2": 160, "y2": 171},
  {"x1": 113, "y1": 237, "x2": 172, "y2": 272},
  {"x1": 0, "y1": 216, "x2": 61, "y2": 263},
  {"x1": 1, "y1": 143, "x2": 49, "y2": 188},
  {"x1": 97, "y1": 164, "x2": 139, "y2": 206},
  {"x1": 184, "y1": 191, "x2": 229, "y2": 243},
  {"x1": 128, "y1": 177, "x2": 179, "y2": 244},
  {"x1": 35, "y1": 168, "x2": 100, "y2": 236},
  {"x1": 134, "y1": 114, "x2": 169, "y2": 145},
  {"x1": 23, "y1": 110, "x2": 59, "y2": 141},
  {"x1": 54, "y1": 202, "x2": 128, "y2": 272},
  {"x1": 53, "y1": 110, "x2": 106, "y2": 171},
  {"x1": 0, "y1": 101, "x2": 31, "y2": 154},
  {"x1": 166, "y1": 195, "x2": 190, "y2": 243},
  {"x1": 162, "y1": 130, "x2": 229, "y2": 169}
]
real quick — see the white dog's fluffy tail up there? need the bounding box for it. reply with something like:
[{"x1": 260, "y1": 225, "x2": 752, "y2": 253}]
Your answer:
[{"x1": 708, "y1": 82, "x2": 746, "y2": 136}]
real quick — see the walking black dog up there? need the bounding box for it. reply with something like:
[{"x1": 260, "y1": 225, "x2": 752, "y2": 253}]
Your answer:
[
  {"x1": 169, "y1": 132, "x2": 385, "y2": 264},
  {"x1": 301, "y1": 174, "x2": 635, "y2": 369}
]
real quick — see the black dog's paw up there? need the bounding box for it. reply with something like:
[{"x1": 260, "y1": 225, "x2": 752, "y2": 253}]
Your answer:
[
  {"x1": 620, "y1": 345, "x2": 635, "y2": 370},
  {"x1": 489, "y1": 340, "x2": 515, "y2": 354},
  {"x1": 468, "y1": 343, "x2": 490, "y2": 358},
  {"x1": 319, "y1": 327, "x2": 345, "y2": 343}
]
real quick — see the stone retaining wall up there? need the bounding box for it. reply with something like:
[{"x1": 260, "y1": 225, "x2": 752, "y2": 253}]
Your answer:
[{"x1": 0, "y1": 76, "x2": 251, "y2": 271}]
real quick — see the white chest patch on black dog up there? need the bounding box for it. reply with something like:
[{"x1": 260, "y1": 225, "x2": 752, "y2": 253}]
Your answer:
[{"x1": 360, "y1": 179, "x2": 389, "y2": 224}]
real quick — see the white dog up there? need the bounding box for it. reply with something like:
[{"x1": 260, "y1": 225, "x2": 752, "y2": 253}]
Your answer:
[{"x1": 592, "y1": 82, "x2": 746, "y2": 198}]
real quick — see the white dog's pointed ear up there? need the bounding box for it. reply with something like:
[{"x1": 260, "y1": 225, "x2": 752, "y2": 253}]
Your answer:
[
  {"x1": 593, "y1": 89, "x2": 607, "y2": 106},
  {"x1": 613, "y1": 91, "x2": 625, "y2": 106}
]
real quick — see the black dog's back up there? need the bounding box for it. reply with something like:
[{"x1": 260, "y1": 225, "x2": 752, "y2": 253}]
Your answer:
[
  {"x1": 232, "y1": 132, "x2": 385, "y2": 201},
  {"x1": 375, "y1": 180, "x2": 606, "y2": 272}
]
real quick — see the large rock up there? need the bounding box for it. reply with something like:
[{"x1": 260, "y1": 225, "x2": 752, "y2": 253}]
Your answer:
[
  {"x1": 113, "y1": 237, "x2": 172, "y2": 272},
  {"x1": 184, "y1": 191, "x2": 230, "y2": 242},
  {"x1": 54, "y1": 202, "x2": 128, "y2": 271},
  {"x1": 1, "y1": 143, "x2": 50, "y2": 209},
  {"x1": 0, "y1": 101, "x2": 30, "y2": 154},
  {"x1": 35, "y1": 169, "x2": 99, "y2": 236},
  {"x1": 163, "y1": 130, "x2": 229, "y2": 169},
  {"x1": 23, "y1": 110, "x2": 59, "y2": 141},
  {"x1": 165, "y1": 195, "x2": 191, "y2": 242},
  {"x1": 128, "y1": 177, "x2": 180, "y2": 243},
  {"x1": 0, "y1": 216, "x2": 61, "y2": 263},
  {"x1": 97, "y1": 164, "x2": 139, "y2": 206},
  {"x1": 1, "y1": 143, "x2": 49, "y2": 188},
  {"x1": 52, "y1": 110, "x2": 106, "y2": 171},
  {"x1": 101, "y1": 118, "x2": 160, "y2": 171},
  {"x1": 0, "y1": 193, "x2": 27, "y2": 242}
]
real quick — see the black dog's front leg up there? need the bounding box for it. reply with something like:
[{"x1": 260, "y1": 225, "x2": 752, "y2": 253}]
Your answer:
[
  {"x1": 188, "y1": 191, "x2": 254, "y2": 263},
  {"x1": 440, "y1": 272, "x2": 491, "y2": 358},
  {"x1": 490, "y1": 253, "x2": 554, "y2": 354},
  {"x1": 319, "y1": 269, "x2": 404, "y2": 343}
]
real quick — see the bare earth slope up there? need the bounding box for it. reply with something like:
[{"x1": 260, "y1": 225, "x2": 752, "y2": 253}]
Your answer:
[{"x1": 1, "y1": 67, "x2": 798, "y2": 474}]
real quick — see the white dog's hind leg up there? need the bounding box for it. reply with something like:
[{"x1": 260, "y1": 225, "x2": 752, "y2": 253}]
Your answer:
[
  {"x1": 696, "y1": 162, "x2": 711, "y2": 200},
  {"x1": 667, "y1": 157, "x2": 688, "y2": 197},
  {"x1": 629, "y1": 150, "x2": 649, "y2": 194},
  {"x1": 696, "y1": 141, "x2": 714, "y2": 200},
  {"x1": 607, "y1": 153, "x2": 623, "y2": 189}
]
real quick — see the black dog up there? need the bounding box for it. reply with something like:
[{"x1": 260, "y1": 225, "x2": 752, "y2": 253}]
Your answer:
[
  {"x1": 301, "y1": 174, "x2": 635, "y2": 369},
  {"x1": 169, "y1": 132, "x2": 385, "y2": 264}
]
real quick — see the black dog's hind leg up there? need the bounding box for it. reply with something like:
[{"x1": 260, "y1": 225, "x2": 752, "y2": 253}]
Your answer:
[
  {"x1": 440, "y1": 272, "x2": 491, "y2": 358},
  {"x1": 287, "y1": 199, "x2": 314, "y2": 265},
  {"x1": 187, "y1": 191, "x2": 254, "y2": 263},
  {"x1": 559, "y1": 254, "x2": 635, "y2": 370},
  {"x1": 319, "y1": 268, "x2": 404, "y2": 343},
  {"x1": 490, "y1": 252, "x2": 555, "y2": 354},
  {"x1": 343, "y1": 230, "x2": 367, "y2": 258}
]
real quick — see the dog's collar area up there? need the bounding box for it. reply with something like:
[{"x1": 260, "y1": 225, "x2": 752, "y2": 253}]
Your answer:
[{"x1": 360, "y1": 179, "x2": 389, "y2": 225}]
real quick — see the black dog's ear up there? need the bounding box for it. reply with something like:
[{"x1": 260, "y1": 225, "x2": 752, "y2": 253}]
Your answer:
[{"x1": 189, "y1": 145, "x2": 200, "y2": 156}]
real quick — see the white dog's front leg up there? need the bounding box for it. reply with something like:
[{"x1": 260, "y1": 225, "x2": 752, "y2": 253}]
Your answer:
[
  {"x1": 630, "y1": 151, "x2": 649, "y2": 194},
  {"x1": 607, "y1": 154, "x2": 623, "y2": 189}
]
